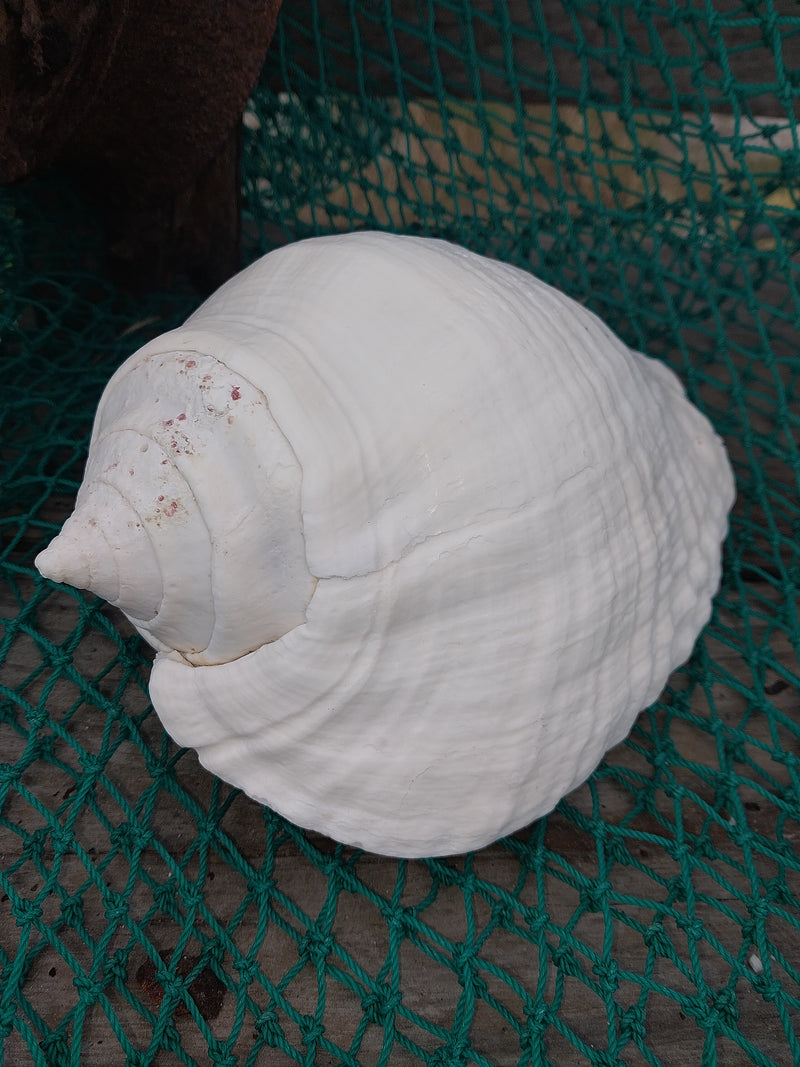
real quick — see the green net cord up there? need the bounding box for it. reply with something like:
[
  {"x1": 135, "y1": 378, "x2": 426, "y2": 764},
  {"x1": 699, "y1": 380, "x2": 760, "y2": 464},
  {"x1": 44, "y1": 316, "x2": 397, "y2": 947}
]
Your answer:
[{"x1": 1, "y1": 2, "x2": 799, "y2": 1065}]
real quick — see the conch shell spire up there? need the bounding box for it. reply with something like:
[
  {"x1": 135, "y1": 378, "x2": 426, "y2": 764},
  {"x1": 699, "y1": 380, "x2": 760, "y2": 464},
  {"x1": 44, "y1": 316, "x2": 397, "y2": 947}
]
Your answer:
[
  {"x1": 35, "y1": 525, "x2": 94, "y2": 591},
  {"x1": 35, "y1": 486, "x2": 163, "y2": 623}
]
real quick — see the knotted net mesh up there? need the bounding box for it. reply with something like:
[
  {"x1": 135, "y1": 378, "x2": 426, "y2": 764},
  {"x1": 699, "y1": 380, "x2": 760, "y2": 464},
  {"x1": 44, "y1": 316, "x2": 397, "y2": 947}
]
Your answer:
[{"x1": 1, "y1": 2, "x2": 799, "y2": 1064}]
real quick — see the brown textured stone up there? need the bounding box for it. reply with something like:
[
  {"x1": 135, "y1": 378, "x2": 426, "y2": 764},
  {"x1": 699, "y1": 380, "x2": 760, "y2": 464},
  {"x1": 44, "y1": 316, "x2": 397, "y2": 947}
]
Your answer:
[{"x1": 0, "y1": 0, "x2": 283, "y2": 291}]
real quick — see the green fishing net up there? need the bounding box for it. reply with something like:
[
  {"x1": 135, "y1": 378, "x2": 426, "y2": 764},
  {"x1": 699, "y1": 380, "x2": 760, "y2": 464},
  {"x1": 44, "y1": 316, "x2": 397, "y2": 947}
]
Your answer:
[{"x1": 2, "y1": 2, "x2": 800, "y2": 1064}]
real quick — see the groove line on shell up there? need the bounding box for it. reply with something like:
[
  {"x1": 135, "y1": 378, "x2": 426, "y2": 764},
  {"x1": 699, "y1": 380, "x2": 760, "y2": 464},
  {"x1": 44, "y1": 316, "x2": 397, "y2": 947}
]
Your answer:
[{"x1": 93, "y1": 475, "x2": 166, "y2": 614}]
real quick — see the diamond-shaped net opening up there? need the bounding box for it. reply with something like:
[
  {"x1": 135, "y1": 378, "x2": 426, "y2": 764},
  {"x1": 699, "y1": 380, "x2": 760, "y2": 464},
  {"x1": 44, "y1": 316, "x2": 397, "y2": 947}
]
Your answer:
[{"x1": 2, "y1": 2, "x2": 799, "y2": 1065}]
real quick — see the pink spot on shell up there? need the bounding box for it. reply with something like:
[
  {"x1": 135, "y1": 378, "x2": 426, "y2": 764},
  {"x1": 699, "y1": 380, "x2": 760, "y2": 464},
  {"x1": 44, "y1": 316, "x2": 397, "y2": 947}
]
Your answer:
[
  {"x1": 231, "y1": 386, "x2": 241, "y2": 401},
  {"x1": 178, "y1": 412, "x2": 186, "y2": 421},
  {"x1": 157, "y1": 495, "x2": 165, "y2": 502},
  {"x1": 185, "y1": 360, "x2": 197, "y2": 368},
  {"x1": 165, "y1": 418, "x2": 174, "y2": 427}
]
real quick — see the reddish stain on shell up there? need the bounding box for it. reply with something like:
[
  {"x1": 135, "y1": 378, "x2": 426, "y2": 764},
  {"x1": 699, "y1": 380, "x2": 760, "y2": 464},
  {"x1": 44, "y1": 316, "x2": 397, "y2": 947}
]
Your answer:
[
  {"x1": 231, "y1": 386, "x2": 241, "y2": 401},
  {"x1": 154, "y1": 495, "x2": 179, "y2": 519}
]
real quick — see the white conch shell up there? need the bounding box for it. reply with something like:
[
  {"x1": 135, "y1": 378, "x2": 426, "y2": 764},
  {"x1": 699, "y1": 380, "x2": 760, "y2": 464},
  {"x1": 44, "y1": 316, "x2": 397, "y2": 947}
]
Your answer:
[{"x1": 36, "y1": 232, "x2": 735, "y2": 857}]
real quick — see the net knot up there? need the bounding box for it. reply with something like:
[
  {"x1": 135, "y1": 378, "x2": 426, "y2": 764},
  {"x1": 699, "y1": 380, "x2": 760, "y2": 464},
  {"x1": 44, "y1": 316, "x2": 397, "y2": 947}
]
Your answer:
[
  {"x1": 580, "y1": 880, "x2": 612, "y2": 912},
  {"x1": 526, "y1": 908, "x2": 549, "y2": 935},
  {"x1": 235, "y1": 957, "x2": 260, "y2": 985},
  {"x1": 299, "y1": 1015, "x2": 325, "y2": 1045},
  {"x1": 11, "y1": 896, "x2": 42, "y2": 926},
  {"x1": 103, "y1": 890, "x2": 129, "y2": 922},
  {"x1": 39, "y1": 1030, "x2": 69, "y2": 1060},
  {"x1": 385, "y1": 906, "x2": 416, "y2": 939},
  {"x1": 153, "y1": 880, "x2": 180, "y2": 919},
  {"x1": 674, "y1": 913, "x2": 705, "y2": 942},
  {"x1": 643, "y1": 921, "x2": 672, "y2": 956},
  {"x1": 60, "y1": 894, "x2": 84, "y2": 928},
  {"x1": 690, "y1": 987, "x2": 739, "y2": 1032},
  {"x1": 181, "y1": 883, "x2": 206, "y2": 910},
  {"x1": 299, "y1": 926, "x2": 334, "y2": 965},
  {"x1": 0, "y1": 763, "x2": 18, "y2": 786},
  {"x1": 119, "y1": 635, "x2": 146, "y2": 668},
  {"x1": 522, "y1": 1001, "x2": 551, "y2": 1038},
  {"x1": 110, "y1": 820, "x2": 153, "y2": 857},
  {"x1": 711, "y1": 987, "x2": 739, "y2": 1024},
  {"x1": 452, "y1": 940, "x2": 479, "y2": 971},
  {"x1": 255, "y1": 1008, "x2": 283, "y2": 1046},
  {"x1": 490, "y1": 899, "x2": 514, "y2": 927},
  {"x1": 618, "y1": 1004, "x2": 646, "y2": 1043},
  {"x1": 651, "y1": 739, "x2": 679, "y2": 770},
  {"x1": 72, "y1": 973, "x2": 105, "y2": 1003},
  {"x1": 246, "y1": 873, "x2": 275, "y2": 901},
  {"x1": 104, "y1": 949, "x2": 130, "y2": 984},
  {"x1": 592, "y1": 959, "x2": 620, "y2": 995},
  {"x1": 431, "y1": 1036, "x2": 471, "y2": 1066},
  {"x1": 46, "y1": 647, "x2": 72, "y2": 670},
  {"x1": 746, "y1": 894, "x2": 770, "y2": 921},
  {"x1": 766, "y1": 877, "x2": 795, "y2": 907},
  {"x1": 752, "y1": 973, "x2": 784, "y2": 1002},
  {"x1": 606, "y1": 834, "x2": 633, "y2": 865},
  {"x1": 209, "y1": 1041, "x2": 237, "y2": 1066},
  {"x1": 361, "y1": 985, "x2": 402, "y2": 1025},
  {"x1": 23, "y1": 827, "x2": 49, "y2": 865},
  {"x1": 49, "y1": 822, "x2": 73, "y2": 852},
  {"x1": 548, "y1": 942, "x2": 583, "y2": 978},
  {"x1": 25, "y1": 705, "x2": 49, "y2": 731},
  {"x1": 723, "y1": 736, "x2": 747, "y2": 763}
]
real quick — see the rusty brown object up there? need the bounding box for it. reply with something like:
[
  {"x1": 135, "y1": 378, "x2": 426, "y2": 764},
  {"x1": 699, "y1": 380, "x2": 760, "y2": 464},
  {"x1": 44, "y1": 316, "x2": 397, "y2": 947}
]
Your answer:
[
  {"x1": 0, "y1": 0, "x2": 283, "y2": 292},
  {"x1": 136, "y1": 954, "x2": 226, "y2": 1020}
]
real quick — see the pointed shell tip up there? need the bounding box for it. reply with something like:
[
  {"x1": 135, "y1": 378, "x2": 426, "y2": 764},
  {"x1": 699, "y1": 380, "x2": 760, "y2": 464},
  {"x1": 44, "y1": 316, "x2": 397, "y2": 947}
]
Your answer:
[{"x1": 35, "y1": 536, "x2": 91, "y2": 590}]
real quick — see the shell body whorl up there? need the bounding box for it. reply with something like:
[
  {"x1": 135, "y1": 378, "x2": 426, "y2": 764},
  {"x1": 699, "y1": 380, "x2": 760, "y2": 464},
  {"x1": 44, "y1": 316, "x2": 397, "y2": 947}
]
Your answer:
[{"x1": 36, "y1": 232, "x2": 735, "y2": 857}]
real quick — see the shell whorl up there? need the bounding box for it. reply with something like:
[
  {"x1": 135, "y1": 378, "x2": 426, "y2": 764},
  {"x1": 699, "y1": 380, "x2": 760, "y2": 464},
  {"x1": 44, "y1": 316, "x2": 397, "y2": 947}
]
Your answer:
[{"x1": 36, "y1": 350, "x2": 316, "y2": 664}]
